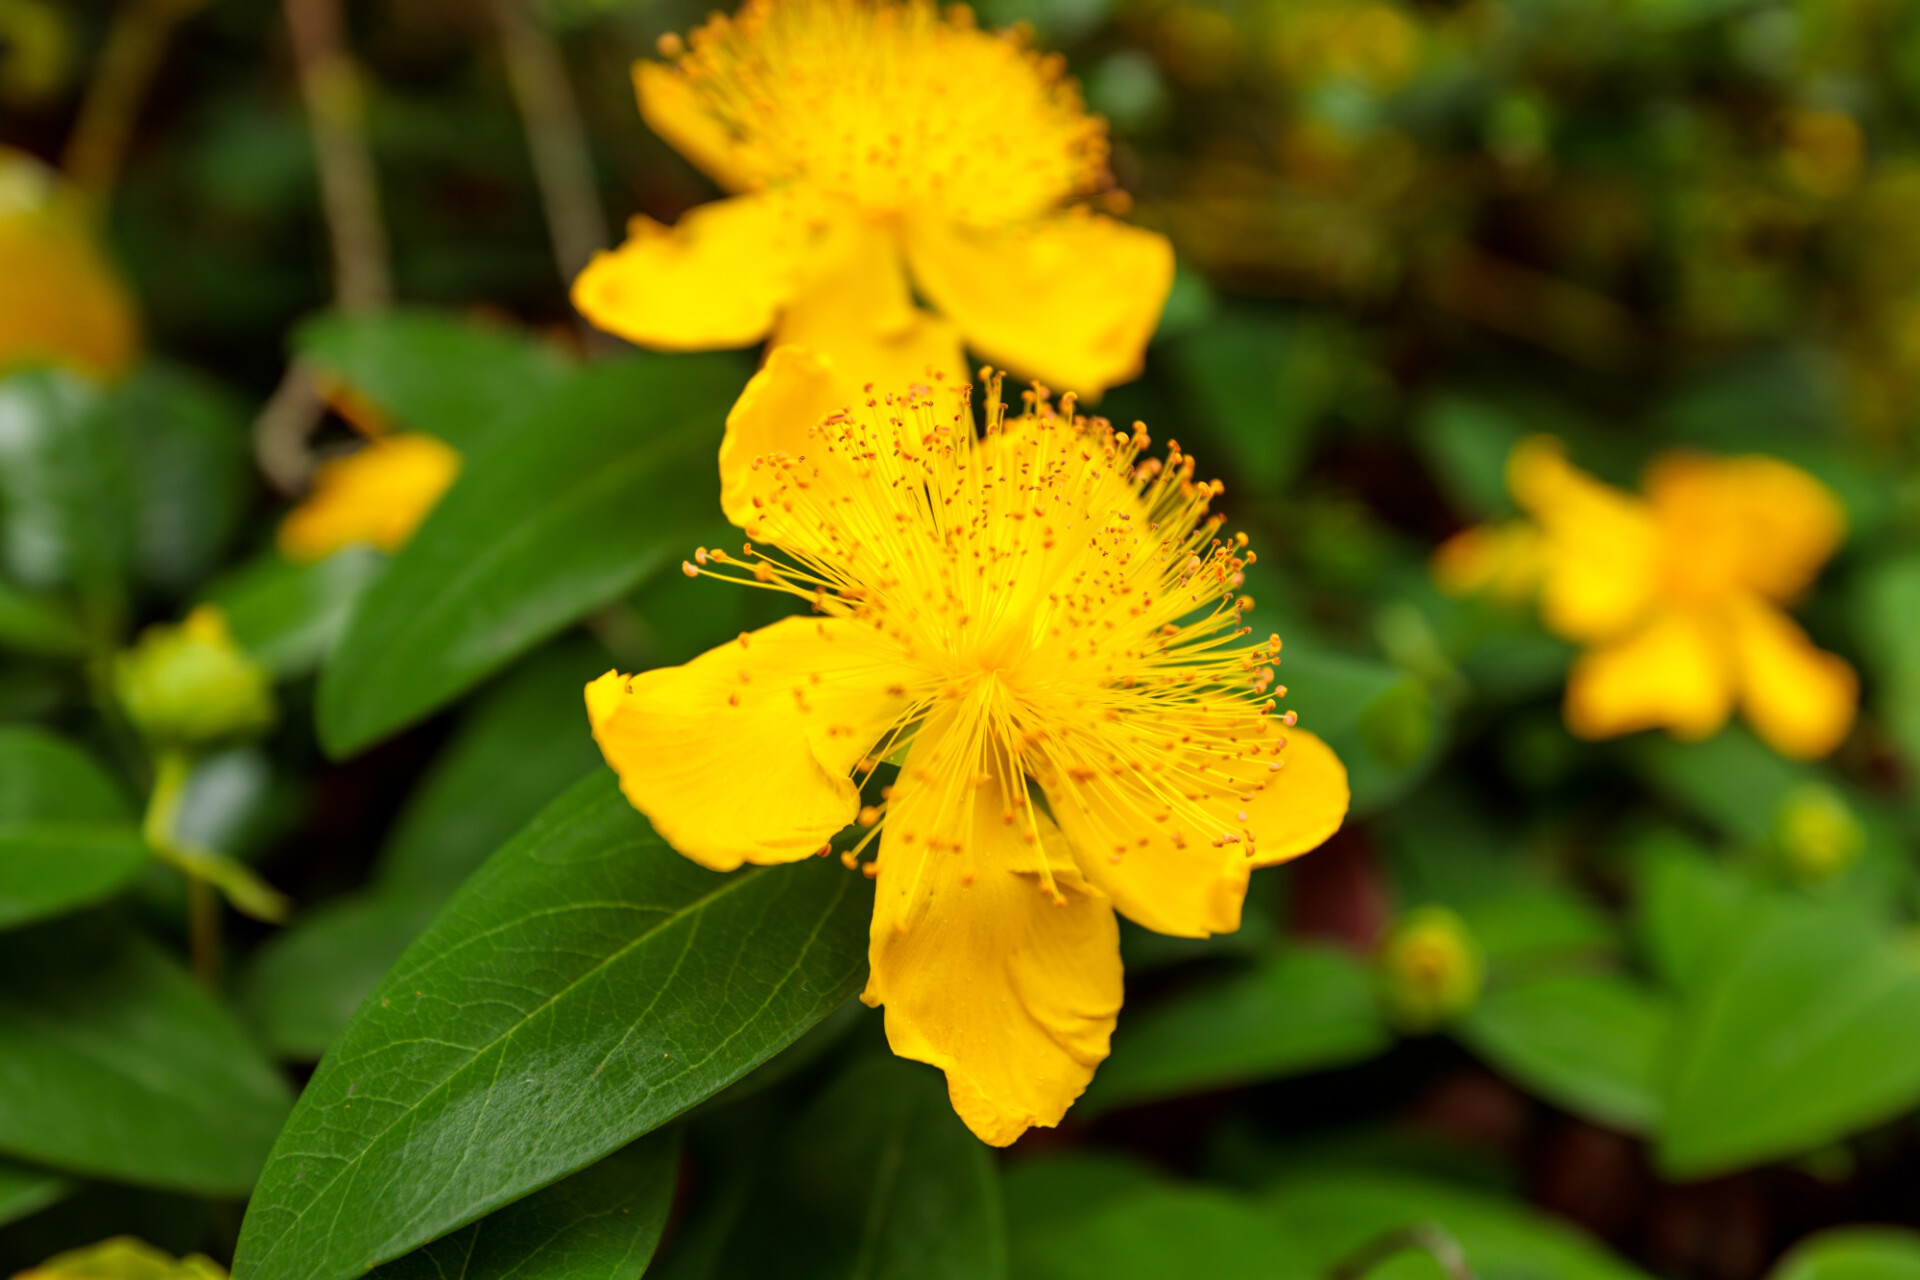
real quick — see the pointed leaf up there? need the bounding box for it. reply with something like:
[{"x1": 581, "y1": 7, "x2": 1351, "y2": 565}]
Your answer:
[
  {"x1": 233, "y1": 773, "x2": 872, "y2": 1280},
  {"x1": 0, "y1": 1158, "x2": 72, "y2": 1228}
]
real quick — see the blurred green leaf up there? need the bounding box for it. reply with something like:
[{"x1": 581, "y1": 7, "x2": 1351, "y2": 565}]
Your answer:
[
  {"x1": 0, "y1": 369, "x2": 130, "y2": 614},
  {"x1": 1661, "y1": 897, "x2": 1920, "y2": 1178},
  {"x1": 0, "y1": 727, "x2": 131, "y2": 822},
  {"x1": 1082, "y1": 947, "x2": 1390, "y2": 1114},
  {"x1": 0, "y1": 579, "x2": 88, "y2": 658},
  {"x1": 1852, "y1": 552, "x2": 1920, "y2": 773},
  {"x1": 315, "y1": 352, "x2": 745, "y2": 757},
  {"x1": 1170, "y1": 312, "x2": 1356, "y2": 494},
  {"x1": 207, "y1": 546, "x2": 384, "y2": 679},
  {"x1": 0, "y1": 1159, "x2": 73, "y2": 1229},
  {"x1": 712, "y1": 1055, "x2": 1006, "y2": 1280},
  {"x1": 1772, "y1": 1228, "x2": 1920, "y2": 1280},
  {"x1": 243, "y1": 640, "x2": 607, "y2": 1058},
  {"x1": 1007, "y1": 1156, "x2": 1303, "y2": 1280},
  {"x1": 294, "y1": 309, "x2": 569, "y2": 450},
  {"x1": 1457, "y1": 888, "x2": 1617, "y2": 966},
  {"x1": 1415, "y1": 396, "x2": 1527, "y2": 519},
  {"x1": 1632, "y1": 831, "x2": 1757, "y2": 995},
  {"x1": 1457, "y1": 973, "x2": 1673, "y2": 1133},
  {"x1": 0, "y1": 728, "x2": 147, "y2": 929},
  {"x1": 233, "y1": 772, "x2": 872, "y2": 1280},
  {"x1": 370, "y1": 1133, "x2": 680, "y2": 1280},
  {"x1": 110, "y1": 363, "x2": 250, "y2": 594},
  {"x1": 0, "y1": 919, "x2": 292, "y2": 1194},
  {"x1": 1280, "y1": 639, "x2": 1442, "y2": 814},
  {"x1": 1263, "y1": 1170, "x2": 1650, "y2": 1280}
]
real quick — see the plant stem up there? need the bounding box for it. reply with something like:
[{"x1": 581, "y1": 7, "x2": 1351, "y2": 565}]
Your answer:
[
  {"x1": 1327, "y1": 1222, "x2": 1479, "y2": 1280},
  {"x1": 142, "y1": 749, "x2": 223, "y2": 989},
  {"x1": 283, "y1": 0, "x2": 390, "y2": 311},
  {"x1": 63, "y1": 0, "x2": 210, "y2": 210}
]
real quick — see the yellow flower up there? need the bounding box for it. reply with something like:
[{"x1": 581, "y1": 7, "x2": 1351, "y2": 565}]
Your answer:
[
  {"x1": 585, "y1": 347, "x2": 1349, "y2": 1144},
  {"x1": 12, "y1": 1236, "x2": 227, "y2": 1280},
  {"x1": 1436, "y1": 436, "x2": 1856, "y2": 759},
  {"x1": 572, "y1": 0, "x2": 1174, "y2": 398},
  {"x1": 278, "y1": 432, "x2": 461, "y2": 562},
  {"x1": 0, "y1": 146, "x2": 138, "y2": 381}
]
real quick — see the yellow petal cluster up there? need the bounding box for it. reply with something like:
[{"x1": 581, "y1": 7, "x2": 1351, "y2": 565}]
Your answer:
[
  {"x1": 572, "y1": 0, "x2": 1173, "y2": 398},
  {"x1": 1436, "y1": 436, "x2": 1856, "y2": 759},
  {"x1": 0, "y1": 146, "x2": 138, "y2": 381},
  {"x1": 587, "y1": 348, "x2": 1349, "y2": 1144},
  {"x1": 278, "y1": 431, "x2": 461, "y2": 562}
]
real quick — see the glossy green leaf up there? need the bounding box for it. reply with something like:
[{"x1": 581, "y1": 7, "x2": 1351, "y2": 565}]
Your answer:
[
  {"x1": 1772, "y1": 1228, "x2": 1920, "y2": 1280},
  {"x1": 1082, "y1": 947, "x2": 1389, "y2": 1114},
  {"x1": 109, "y1": 363, "x2": 250, "y2": 593},
  {"x1": 371, "y1": 1133, "x2": 680, "y2": 1280},
  {"x1": 208, "y1": 547, "x2": 385, "y2": 679},
  {"x1": 1263, "y1": 1170, "x2": 1650, "y2": 1280},
  {"x1": 294, "y1": 309, "x2": 569, "y2": 450},
  {"x1": 1006, "y1": 1156, "x2": 1303, "y2": 1280},
  {"x1": 0, "y1": 369, "x2": 130, "y2": 608},
  {"x1": 315, "y1": 352, "x2": 745, "y2": 757},
  {"x1": 243, "y1": 641, "x2": 608, "y2": 1058},
  {"x1": 1457, "y1": 974, "x2": 1673, "y2": 1132},
  {"x1": 1661, "y1": 897, "x2": 1920, "y2": 1178},
  {"x1": 0, "y1": 727, "x2": 131, "y2": 823},
  {"x1": 233, "y1": 772, "x2": 872, "y2": 1280},
  {"x1": 710, "y1": 1055, "x2": 1005, "y2": 1280},
  {"x1": 0, "y1": 1159, "x2": 72, "y2": 1228},
  {"x1": 0, "y1": 919, "x2": 292, "y2": 1194}
]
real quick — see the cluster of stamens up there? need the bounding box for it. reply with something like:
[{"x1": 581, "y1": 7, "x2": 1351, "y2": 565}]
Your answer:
[{"x1": 686, "y1": 372, "x2": 1296, "y2": 909}]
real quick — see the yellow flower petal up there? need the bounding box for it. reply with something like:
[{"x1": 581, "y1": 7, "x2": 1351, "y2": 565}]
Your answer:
[
  {"x1": 633, "y1": 61, "x2": 764, "y2": 192},
  {"x1": 1052, "y1": 725, "x2": 1349, "y2": 938},
  {"x1": 771, "y1": 222, "x2": 967, "y2": 394},
  {"x1": 718, "y1": 344, "x2": 857, "y2": 549},
  {"x1": 571, "y1": 193, "x2": 825, "y2": 350},
  {"x1": 1563, "y1": 608, "x2": 1734, "y2": 742},
  {"x1": 0, "y1": 147, "x2": 139, "y2": 381},
  {"x1": 903, "y1": 210, "x2": 1173, "y2": 396},
  {"x1": 585, "y1": 616, "x2": 909, "y2": 871},
  {"x1": 1508, "y1": 436, "x2": 1661, "y2": 642},
  {"x1": 1644, "y1": 452, "x2": 1846, "y2": 603},
  {"x1": 1431, "y1": 520, "x2": 1546, "y2": 602},
  {"x1": 1727, "y1": 594, "x2": 1858, "y2": 759},
  {"x1": 277, "y1": 432, "x2": 460, "y2": 562},
  {"x1": 864, "y1": 724, "x2": 1121, "y2": 1146}
]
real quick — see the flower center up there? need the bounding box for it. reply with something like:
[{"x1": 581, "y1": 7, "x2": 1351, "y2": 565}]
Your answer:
[{"x1": 661, "y1": 0, "x2": 1110, "y2": 223}]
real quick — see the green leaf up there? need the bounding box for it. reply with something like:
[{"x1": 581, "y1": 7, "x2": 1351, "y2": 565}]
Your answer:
[
  {"x1": 0, "y1": 727, "x2": 132, "y2": 823},
  {"x1": 0, "y1": 918, "x2": 292, "y2": 1193},
  {"x1": 242, "y1": 640, "x2": 608, "y2": 1058},
  {"x1": 370, "y1": 1133, "x2": 680, "y2": 1280},
  {"x1": 1277, "y1": 638, "x2": 1442, "y2": 814},
  {"x1": 1631, "y1": 831, "x2": 1757, "y2": 995},
  {"x1": 208, "y1": 547, "x2": 385, "y2": 679},
  {"x1": 0, "y1": 369, "x2": 130, "y2": 611},
  {"x1": 1006, "y1": 1156, "x2": 1304, "y2": 1280},
  {"x1": 294, "y1": 309, "x2": 570, "y2": 451},
  {"x1": 1456, "y1": 974, "x2": 1673, "y2": 1133},
  {"x1": 710, "y1": 1055, "x2": 1005, "y2": 1280},
  {"x1": 1263, "y1": 1170, "x2": 1650, "y2": 1280},
  {"x1": 1772, "y1": 1229, "x2": 1920, "y2": 1280},
  {"x1": 0, "y1": 825, "x2": 149, "y2": 931},
  {"x1": 315, "y1": 352, "x2": 745, "y2": 757},
  {"x1": 1456, "y1": 888, "x2": 1617, "y2": 966},
  {"x1": 1852, "y1": 553, "x2": 1920, "y2": 772},
  {"x1": 0, "y1": 579, "x2": 89, "y2": 658},
  {"x1": 109, "y1": 363, "x2": 250, "y2": 593},
  {"x1": 1414, "y1": 396, "x2": 1528, "y2": 519},
  {"x1": 1081, "y1": 947, "x2": 1390, "y2": 1114},
  {"x1": 233, "y1": 772, "x2": 872, "y2": 1280},
  {"x1": 0, "y1": 1158, "x2": 73, "y2": 1228},
  {"x1": 1660, "y1": 897, "x2": 1920, "y2": 1178}
]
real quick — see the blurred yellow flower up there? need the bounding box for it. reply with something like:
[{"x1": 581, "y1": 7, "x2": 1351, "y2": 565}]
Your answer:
[
  {"x1": 585, "y1": 348, "x2": 1348, "y2": 1144},
  {"x1": 0, "y1": 146, "x2": 138, "y2": 381},
  {"x1": 11, "y1": 1236, "x2": 226, "y2": 1280},
  {"x1": 1436, "y1": 437, "x2": 1857, "y2": 759},
  {"x1": 572, "y1": 0, "x2": 1173, "y2": 397},
  {"x1": 114, "y1": 605, "x2": 275, "y2": 749},
  {"x1": 1377, "y1": 905, "x2": 1482, "y2": 1032},
  {"x1": 278, "y1": 432, "x2": 461, "y2": 562}
]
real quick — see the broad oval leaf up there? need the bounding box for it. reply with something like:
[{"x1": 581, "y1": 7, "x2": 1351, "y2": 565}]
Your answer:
[
  {"x1": 1773, "y1": 1229, "x2": 1920, "y2": 1280},
  {"x1": 0, "y1": 825, "x2": 149, "y2": 931},
  {"x1": 0, "y1": 1157, "x2": 72, "y2": 1228},
  {"x1": 1081, "y1": 947, "x2": 1389, "y2": 1115},
  {"x1": 315, "y1": 352, "x2": 746, "y2": 757},
  {"x1": 233, "y1": 772, "x2": 872, "y2": 1280},
  {"x1": 0, "y1": 918, "x2": 292, "y2": 1193},
  {"x1": 1660, "y1": 898, "x2": 1920, "y2": 1179},
  {"x1": 371, "y1": 1132, "x2": 680, "y2": 1280},
  {"x1": 209, "y1": 547, "x2": 385, "y2": 679},
  {"x1": 1457, "y1": 973, "x2": 1673, "y2": 1133},
  {"x1": 0, "y1": 726, "x2": 131, "y2": 824}
]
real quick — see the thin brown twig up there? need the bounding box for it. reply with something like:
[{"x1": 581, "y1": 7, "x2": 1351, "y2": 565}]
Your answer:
[
  {"x1": 63, "y1": 0, "x2": 210, "y2": 210},
  {"x1": 1327, "y1": 1222, "x2": 1480, "y2": 1280}
]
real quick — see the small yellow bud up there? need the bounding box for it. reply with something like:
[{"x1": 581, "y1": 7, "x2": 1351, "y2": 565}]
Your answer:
[
  {"x1": 113, "y1": 605, "x2": 275, "y2": 748},
  {"x1": 1377, "y1": 905, "x2": 1484, "y2": 1033},
  {"x1": 1774, "y1": 782, "x2": 1864, "y2": 886},
  {"x1": 13, "y1": 1235, "x2": 228, "y2": 1280}
]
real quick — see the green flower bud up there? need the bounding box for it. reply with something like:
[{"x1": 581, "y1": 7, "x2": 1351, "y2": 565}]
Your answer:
[
  {"x1": 114, "y1": 605, "x2": 274, "y2": 748},
  {"x1": 1774, "y1": 782, "x2": 1863, "y2": 886},
  {"x1": 1377, "y1": 905, "x2": 1484, "y2": 1032}
]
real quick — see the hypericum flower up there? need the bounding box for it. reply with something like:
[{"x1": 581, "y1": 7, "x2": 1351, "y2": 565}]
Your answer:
[
  {"x1": 572, "y1": 0, "x2": 1173, "y2": 398},
  {"x1": 115, "y1": 605, "x2": 276, "y2": 749},
  {"x1": 0, "y1": 146, "x2": 138, "y2": 381},
  {"x1": 278, "y1": 432, "x2": 460, "y2": 562},
  {"x1": 1434, "y1": 436, "x2": 1857, "y2": 759},
  {"x1": 586, "y1": 347, "x2": 1349, "y2": 1144}
]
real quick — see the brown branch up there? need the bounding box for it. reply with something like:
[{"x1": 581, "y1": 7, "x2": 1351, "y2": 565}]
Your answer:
[
  {"x1": 63, "y1": 0, "x2": 212, "y2": 210},
  {"x1": 282, "y1": 0, "x2": 390, "y2": 311}
]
